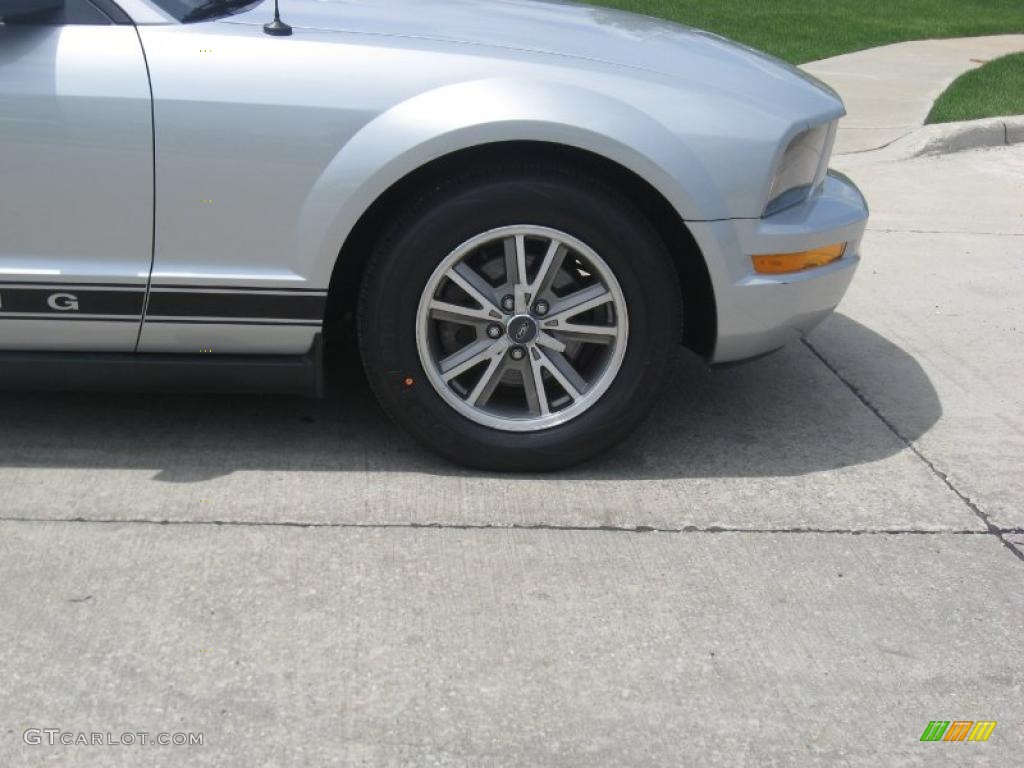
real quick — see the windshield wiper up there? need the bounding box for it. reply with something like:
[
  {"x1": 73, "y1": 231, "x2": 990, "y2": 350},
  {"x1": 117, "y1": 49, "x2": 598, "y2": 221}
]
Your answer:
[{"x1": 181, "y1": 0, "x2": 259, "y2": 23}]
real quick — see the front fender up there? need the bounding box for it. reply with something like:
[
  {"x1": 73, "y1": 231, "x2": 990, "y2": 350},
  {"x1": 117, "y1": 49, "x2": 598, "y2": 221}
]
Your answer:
[{"x1": 296, "y1": 78, "x2": 722, "y2": 285}]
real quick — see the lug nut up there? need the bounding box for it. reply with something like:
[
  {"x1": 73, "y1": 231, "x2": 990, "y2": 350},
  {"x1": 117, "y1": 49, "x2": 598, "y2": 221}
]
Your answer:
[
  {"x1": 509, "y1": 346, "x2": 526, "y2": 361},
  {"x1": 501, "y1": 295, "x2": 515, "y2": 312},
  {"x1": 533, "y1": 299, "x2": 549, "y2": 316},
  {"x1": 486, "y1": 323, "x2": 504, "y2": 339}
]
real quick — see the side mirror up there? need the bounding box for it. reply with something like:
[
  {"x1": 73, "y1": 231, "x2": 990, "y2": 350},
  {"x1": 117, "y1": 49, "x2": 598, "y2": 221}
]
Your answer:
[{"x1": 0, "y1": 0, "x2": 66, "y2": 21}]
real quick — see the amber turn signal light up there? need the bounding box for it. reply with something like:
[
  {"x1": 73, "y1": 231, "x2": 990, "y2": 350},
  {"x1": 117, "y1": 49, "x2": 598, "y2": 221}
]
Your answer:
[{"x1": 751, "y1": 243, "x2": 846, "y2": 275}]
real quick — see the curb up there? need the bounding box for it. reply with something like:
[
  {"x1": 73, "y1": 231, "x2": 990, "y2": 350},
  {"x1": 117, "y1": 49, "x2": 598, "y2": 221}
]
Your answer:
[{"x1": 847, "y1": 116, "x2": 1024, "y2": 161}]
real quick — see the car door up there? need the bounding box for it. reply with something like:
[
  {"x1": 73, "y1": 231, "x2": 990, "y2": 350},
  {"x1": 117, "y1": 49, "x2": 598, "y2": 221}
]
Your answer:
[
  {"x1": 0, "y1": 0, "x2": 153, "y2": 351},
  {"x1": 134, "y1": 21, "x2": 335, "y2": 356}
]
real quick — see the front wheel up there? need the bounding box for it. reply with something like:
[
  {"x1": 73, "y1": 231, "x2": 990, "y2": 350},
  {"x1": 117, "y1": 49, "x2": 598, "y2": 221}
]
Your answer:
[{"x1": 358, "y1": 168, "x2": 681, "y2": 471}]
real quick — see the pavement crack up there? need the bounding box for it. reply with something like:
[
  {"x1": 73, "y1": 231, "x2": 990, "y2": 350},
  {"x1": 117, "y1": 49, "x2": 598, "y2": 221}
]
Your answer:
[
  {"x1": 835, "y1": 130, "x2": 913, "y2": 155},
  {"x1": 867, "y1": 227, "x2": 1024, "y2": 237},
  {"x1": 802, "y1": 338, "x2": 1024, "y2": 564},
  {"x1": 0, "y1": 515, "x2": 1010, "y2": 537}
]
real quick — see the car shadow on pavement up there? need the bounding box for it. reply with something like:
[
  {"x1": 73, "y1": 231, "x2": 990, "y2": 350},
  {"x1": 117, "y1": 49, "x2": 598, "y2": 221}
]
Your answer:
[{"x1": 0, "y1": 313, "x2": 940, "y2": 482}]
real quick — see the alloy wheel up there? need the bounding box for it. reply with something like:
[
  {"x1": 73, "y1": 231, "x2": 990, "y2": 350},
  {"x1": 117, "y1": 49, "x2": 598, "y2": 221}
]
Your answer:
[{"x1": 415, "y1": 225, "x2": 629, "y2": 432}]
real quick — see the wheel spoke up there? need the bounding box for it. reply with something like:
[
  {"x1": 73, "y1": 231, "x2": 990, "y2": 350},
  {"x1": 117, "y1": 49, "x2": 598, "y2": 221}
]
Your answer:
[
  {"x1": 551, "y1": 323, "x2": 617, "y2": 345},
  {"x1": 466, "y1": 350, "x2": 508, "y2": 406},
  {"x1": 447, "y1": 263, "x2": 501, "y2": 315},
  {"x1": 537, "y1": 348, "x2": 587, "y2": 400},
  {"x1": 503, "y1": 235, "x2": 529, "y2": 312},
  {"x1": 522, "y1": 354, "x2": 550, "y2": 416},
  {"x1": 528, "y1": 239, "x2": 567, "y2": 301},
  {"x1": 541, "y1": 283, "x2": 612, "y2": 328},
  {"x1": 440, "y1": 338, "x2": 500, "y2": 382},
  {"x1": 428, "y1": 299, "x2": 494, "y2": 326},
  {"x1": 534, "y1": 330, "x2": 567, "y2": 353},
  {"x1": 503, "y1": 235, "x2": 527, "y2": 285},
  {"x1": 516, "y1": 236, "x2": 528, "y2": 288}
]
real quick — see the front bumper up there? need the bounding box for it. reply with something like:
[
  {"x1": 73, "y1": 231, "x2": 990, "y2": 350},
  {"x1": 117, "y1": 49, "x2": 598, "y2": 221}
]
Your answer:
[{"x1": 689, "y1": 170, "x2": 868, "y2": 364}]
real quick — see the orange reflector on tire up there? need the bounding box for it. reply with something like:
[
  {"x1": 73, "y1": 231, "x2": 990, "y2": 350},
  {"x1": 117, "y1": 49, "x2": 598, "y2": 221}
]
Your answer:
[{"x1": 751, "y1": 243, "x2": 846, "y2": 275}]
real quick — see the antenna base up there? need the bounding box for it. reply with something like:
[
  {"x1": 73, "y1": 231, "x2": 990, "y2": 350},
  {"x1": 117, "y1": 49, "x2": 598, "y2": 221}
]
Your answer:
[{"x1": 263, "y1": 19, "x2": 292, "y2": 36}]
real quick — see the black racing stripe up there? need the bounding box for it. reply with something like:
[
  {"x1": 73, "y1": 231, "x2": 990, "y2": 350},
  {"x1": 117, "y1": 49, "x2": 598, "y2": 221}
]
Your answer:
[
  {"x1": 145, "y1": 291, "x2": 326, "y2": 321},
  {"x1": 0, "y1": 316, "x2": 139, "y2": 323},
  {"x1": 0, "y1": 282, "x2": 144, "y2": 289},
  {"x1": 152, "y1": 285, "x2": 328, "y2": 294},
  {"x1": 145, "y1": 319, "x2": 323, "y2": 326},
  {"x1": 0, "y1": 287, "x2": 144, "y2": 316},
  {"x1": 0, "y1": 286, "x2": 327, "y2": 322}
]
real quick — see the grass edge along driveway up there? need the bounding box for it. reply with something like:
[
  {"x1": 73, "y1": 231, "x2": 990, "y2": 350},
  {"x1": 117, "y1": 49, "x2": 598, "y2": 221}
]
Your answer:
[
  {"x1": 926, "y1": 53, "x2": 1024, "y2": 123},
  {"x1": 586, "y1": 0, "x2": 1024, "y2": 64}
]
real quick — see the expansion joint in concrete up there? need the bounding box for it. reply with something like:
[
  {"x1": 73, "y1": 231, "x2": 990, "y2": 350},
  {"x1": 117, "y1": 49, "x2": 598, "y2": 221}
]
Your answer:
[{"x1": 802, "y1": 338, "x2": 1024, "y2": 564}]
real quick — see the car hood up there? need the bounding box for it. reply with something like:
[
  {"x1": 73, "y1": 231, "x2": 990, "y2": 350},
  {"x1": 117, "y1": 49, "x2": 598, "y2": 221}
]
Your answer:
[{"x1": 230, "y1": 0, "x2": 837, "y2": 103}]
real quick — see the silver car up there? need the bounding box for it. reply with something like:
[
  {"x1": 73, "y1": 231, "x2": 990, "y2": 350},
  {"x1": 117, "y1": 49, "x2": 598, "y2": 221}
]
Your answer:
[{"x1": 0, "y1": 0, "x2": 867, "y2": 470}]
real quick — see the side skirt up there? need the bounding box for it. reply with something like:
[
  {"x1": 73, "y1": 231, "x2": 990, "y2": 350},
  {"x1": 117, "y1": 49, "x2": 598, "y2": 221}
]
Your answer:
[{"x1": 0, "y1": 335, "x2": 324, "y2": 398}]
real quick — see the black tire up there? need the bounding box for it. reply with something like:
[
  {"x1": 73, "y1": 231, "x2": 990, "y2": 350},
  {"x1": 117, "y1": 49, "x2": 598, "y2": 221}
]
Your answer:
[{"x1": 358, "y1": 164, "x2": 681, "y2": 471}]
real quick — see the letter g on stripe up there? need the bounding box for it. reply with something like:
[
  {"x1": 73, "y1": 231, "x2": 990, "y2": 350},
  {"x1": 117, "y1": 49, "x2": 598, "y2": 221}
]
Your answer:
[{"x1": 47, "y1": 293, "x2": 80, "y2": 311}]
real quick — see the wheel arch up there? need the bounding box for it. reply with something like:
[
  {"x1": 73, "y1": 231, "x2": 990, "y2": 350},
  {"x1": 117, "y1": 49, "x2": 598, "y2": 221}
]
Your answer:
[{"x1": 326, "y1": 140, "x2": 716, "y2": 360}]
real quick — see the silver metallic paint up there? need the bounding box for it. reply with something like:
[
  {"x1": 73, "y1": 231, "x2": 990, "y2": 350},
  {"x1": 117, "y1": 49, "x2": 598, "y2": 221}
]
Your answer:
[
  {"x1": 0, "y1": 0, "x2": 867, "y2": 362},
  {"x1": 0, "y1": 24, "x2": 153, "y2": 351}
]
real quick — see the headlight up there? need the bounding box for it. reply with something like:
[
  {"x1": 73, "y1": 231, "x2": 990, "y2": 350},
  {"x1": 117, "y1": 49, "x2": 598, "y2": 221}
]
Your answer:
[{"x1": 764, "y1": 122, "x2": 834, "y2": 217}]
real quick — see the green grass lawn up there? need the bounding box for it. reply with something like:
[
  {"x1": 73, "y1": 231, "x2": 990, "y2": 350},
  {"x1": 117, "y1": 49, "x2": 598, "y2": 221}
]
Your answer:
[
  {"x1": 926, "y1": 53, "x2": 1024, "y2": 123},
  {"x1": 586, "y1": 0, "x2": 1024, "y2": 64}
]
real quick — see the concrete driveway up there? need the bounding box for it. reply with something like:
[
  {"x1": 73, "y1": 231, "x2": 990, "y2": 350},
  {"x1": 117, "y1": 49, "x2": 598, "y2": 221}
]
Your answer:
[
  {"x1": 2, "y1": 143, "x2": 1022, "y2": 765},
  {"x1": 802, "y1": 34, "x2": 1024, "y2": 153}
]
